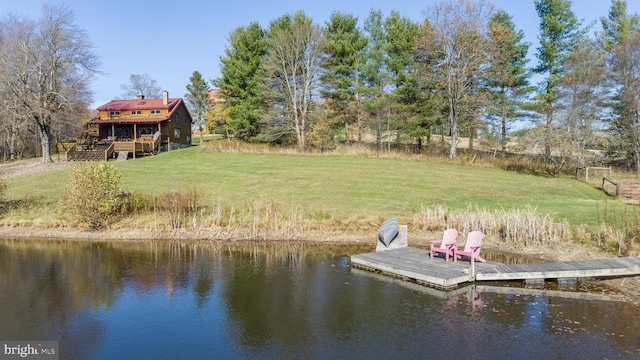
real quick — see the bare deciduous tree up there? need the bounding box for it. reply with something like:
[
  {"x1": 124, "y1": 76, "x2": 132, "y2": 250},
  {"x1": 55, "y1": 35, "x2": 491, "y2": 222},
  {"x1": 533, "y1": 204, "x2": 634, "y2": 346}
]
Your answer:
[
  {"x1": 0, "y1": 5, "x2": 98, "y2": 163},
  {"x1": 120, "y1": 73, "x2": 162, "y2": 99},
  {"x1": 602, "y1": 1, "x2": 640, "y2": 171},
  {"x1": 415, "y1": 0, "x2": 494, "y2": 160},
  {"x1": 608, "y1": 31, "x2": 640, "y2": 170},
  {"x1": 262, "y1": 12, "x2": 326, "y2": 149},
  {"x1": 558, "y1": 40, "x2": 606, "y2": 168},
  {"x1": 0, "y1": 16, "x2": 33, "y2": 160}
]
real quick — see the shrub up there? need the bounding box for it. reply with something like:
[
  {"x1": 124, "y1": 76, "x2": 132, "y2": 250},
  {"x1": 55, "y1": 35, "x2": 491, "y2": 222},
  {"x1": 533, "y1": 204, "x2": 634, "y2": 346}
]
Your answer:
[
  {"x1": 59, "y1": 162, "x2": 121, "y2": 230},
  {"x1": 118, "y1": 191, "x2": 157, "y2": 214},
  {"x1": 158, "y1": 188, "x2": 199, "y2": 230}
]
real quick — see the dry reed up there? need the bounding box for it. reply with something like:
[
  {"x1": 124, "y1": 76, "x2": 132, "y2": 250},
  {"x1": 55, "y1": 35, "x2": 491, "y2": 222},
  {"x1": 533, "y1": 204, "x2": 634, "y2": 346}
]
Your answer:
[{"x1": 413, "y1": 205, "x2": 572, "y2": 249}]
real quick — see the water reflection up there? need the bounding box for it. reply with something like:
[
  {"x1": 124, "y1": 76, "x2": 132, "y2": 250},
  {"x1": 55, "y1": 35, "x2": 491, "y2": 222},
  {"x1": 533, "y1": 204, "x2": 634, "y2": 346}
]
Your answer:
[{"x1": 0, "y1": 239, "x2": 638, "y2": 359}]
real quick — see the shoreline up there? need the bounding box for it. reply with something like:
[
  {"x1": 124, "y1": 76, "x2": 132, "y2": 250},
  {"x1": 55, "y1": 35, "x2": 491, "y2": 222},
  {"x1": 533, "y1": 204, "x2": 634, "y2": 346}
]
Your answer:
[{"x1": 2, "y1": 224, "x2": 639, "y2": 306}]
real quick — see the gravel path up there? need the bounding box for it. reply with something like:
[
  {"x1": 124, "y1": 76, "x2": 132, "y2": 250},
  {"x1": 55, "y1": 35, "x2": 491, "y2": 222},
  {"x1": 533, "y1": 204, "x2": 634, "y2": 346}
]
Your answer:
[{"x1": 0, "y1": 158, "x2": 72, "y2": 178}]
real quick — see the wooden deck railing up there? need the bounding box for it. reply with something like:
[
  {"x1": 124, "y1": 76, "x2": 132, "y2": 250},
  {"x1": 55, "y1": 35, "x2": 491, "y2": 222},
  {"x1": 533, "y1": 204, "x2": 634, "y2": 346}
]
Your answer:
[
  {"x1": 112, "y1": 131, "x2": 161, "y2": 157},
  {"x1": 105, "y1": 142, "x2": 114, "y2": 161},
  {"x1": 64, "y1": 131, "x2": 162, "y2": 161}
]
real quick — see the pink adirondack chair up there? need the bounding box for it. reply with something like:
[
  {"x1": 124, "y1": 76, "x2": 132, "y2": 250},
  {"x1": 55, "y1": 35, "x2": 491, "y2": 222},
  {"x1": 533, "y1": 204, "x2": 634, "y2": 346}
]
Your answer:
[
  {"x1": 454, "y1": 231, "x2": 486, "y2": 263},
  {"x1": 429, "y1": 229, "x2": 458, "y2": 261}
]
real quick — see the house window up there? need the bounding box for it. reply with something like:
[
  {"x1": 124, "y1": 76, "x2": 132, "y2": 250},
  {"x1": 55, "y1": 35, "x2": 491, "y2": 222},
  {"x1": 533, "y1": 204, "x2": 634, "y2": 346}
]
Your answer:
[
  {"x1": 175, "y1": 114, "x2": 179, "y2": 124},
  {"x1": 109, "y1": 111, "x2": 120, "y2": 116},
  {"x1": 174, "y1": 128, "x2": 181, "y2": 139},
  {"x1": 131, "y1": 110, "x2": 141, "y2": 115},
  {"x1": 150, "y1": 109, "x2": 160, "y2": 115}
]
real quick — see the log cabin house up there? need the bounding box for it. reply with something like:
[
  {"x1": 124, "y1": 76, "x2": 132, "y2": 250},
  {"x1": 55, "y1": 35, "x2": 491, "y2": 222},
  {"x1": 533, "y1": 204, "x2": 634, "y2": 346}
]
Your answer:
[{"x1": 65, "y1": 91, "x2": 193, "y2": 161}]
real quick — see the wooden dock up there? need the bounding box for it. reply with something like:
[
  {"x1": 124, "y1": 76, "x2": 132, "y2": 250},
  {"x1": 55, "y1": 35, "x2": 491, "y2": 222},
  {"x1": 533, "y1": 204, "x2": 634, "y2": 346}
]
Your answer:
[
  {"x1": 350, "y1": 247, "x2": 640, "y2": 290},
  {"x1": 351, "y1": 268, "x2": 625, "y2": 302}
]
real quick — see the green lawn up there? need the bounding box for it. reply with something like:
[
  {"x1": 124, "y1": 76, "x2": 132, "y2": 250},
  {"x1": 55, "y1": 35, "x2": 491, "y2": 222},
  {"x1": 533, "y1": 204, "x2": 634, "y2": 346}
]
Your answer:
[{"x1": 7, "y1": 146, "x2": 616, "y2": 227}]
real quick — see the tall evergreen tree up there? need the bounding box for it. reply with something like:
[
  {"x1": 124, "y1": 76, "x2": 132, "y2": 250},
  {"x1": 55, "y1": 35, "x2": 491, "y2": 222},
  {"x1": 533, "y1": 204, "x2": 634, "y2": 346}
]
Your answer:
[
  {"x1": 601, "y1": 0, "x2": 640, "y2": 49},
  {"x1": 384, "y1": 11, "x2": 424, "y2": 149},
  {"x1": 321, "y1": 12, "x2": 368, "y2": 143},
  {"x1": 485, "y1": 10, "x2": 532, "y2": 150},
  {"x1": 213, "y1": 22, "x2": 268, "y2": 140},
  {"x1": 385, "y1": 11, "x2": 417, "y2": 96},
  {"x1": 533, "y1": 0, "x2": 584, "y2": 159},
  {"x1": 184, "y1": 70, "x2": 210, "y2": 143},
  {"x1": 361, "y1": 9, "x2": 391, "y2": 150}
]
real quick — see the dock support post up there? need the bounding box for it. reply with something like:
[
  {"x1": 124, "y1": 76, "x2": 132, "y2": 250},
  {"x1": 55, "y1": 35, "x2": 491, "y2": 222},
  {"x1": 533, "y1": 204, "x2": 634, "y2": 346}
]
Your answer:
[
  {"x1": 557, "y1": 277, "x2": 577, "y2": 291},
  {"x1": 525, "y1": 278, "x2": 544, "y2": 289},
  {"x1": 469, "y1": 256, "x2": 475, "y2": 282}
]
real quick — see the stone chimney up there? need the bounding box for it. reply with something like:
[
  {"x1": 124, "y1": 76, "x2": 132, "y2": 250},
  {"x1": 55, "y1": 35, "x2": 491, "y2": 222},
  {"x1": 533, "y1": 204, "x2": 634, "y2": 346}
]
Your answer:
[
  {"x1": 137, "y1": 94, "x2": 145, "y2": 100},
  {"x1": 162, "y1": 90, "x2": 169, "y2": 105}
]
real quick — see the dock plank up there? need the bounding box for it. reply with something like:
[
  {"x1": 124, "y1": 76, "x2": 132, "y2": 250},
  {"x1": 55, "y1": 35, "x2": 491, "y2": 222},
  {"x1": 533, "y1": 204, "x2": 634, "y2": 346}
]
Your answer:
[
  {"x1": 476, "y1": 256, "x2": 640, "y2": 281},
  {"x1": 351, "y1": 247, "x2": 640, "y2": 289}
]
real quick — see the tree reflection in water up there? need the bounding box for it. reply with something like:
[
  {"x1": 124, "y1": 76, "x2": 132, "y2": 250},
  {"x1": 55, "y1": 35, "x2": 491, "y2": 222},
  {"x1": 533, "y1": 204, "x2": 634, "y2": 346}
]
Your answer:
[{"x1": 0, "y1": 239, "x2": 637, "y2": 359}]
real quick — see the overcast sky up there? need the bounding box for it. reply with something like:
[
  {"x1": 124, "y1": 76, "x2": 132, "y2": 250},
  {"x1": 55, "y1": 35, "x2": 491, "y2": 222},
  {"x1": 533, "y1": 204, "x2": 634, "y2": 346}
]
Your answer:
[{"x1": 3, "y1": 0, "x2": 638, "y2": 109}]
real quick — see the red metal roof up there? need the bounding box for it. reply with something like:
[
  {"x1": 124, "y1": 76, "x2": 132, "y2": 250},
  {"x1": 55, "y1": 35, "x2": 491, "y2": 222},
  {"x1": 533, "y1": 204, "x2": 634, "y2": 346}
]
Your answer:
[
  {"x1": 96, "y1": 98, "x2": 180, "y2": 111},
  {"x1": 88, "y1": 96, "x2": 192, "y2": 125}
]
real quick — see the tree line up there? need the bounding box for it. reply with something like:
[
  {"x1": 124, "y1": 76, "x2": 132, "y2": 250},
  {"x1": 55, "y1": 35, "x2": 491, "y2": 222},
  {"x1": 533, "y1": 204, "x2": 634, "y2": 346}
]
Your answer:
[
  {"x1": 208, "y1": 0, "x2": 640, "y2": 175},
  {"x1": 1, "y1": 0, "x2": 639, "y2": 175}
]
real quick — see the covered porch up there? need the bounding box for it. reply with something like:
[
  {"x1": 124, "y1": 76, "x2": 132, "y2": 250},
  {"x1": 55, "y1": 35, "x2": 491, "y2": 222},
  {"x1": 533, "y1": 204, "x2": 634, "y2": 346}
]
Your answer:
[
  {"x1": 85, "y1": 121, "x2": 166, "y2": 159},
  {"x1": 110, "y1": 131, "x2": 162, "y2": 158}
]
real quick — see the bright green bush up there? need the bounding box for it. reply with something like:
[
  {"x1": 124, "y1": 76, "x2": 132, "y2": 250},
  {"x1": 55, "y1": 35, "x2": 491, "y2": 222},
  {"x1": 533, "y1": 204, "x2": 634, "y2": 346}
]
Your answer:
[{"x1": 59, "y1": 162, "x2": 121, "y2": 230}]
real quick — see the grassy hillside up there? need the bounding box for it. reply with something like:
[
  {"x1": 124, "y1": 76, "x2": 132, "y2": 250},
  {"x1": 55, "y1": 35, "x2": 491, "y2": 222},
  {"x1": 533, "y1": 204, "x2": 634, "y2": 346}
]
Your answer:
[{"x1": 6, "y1": 145, "x2": 618, "y2": 228}]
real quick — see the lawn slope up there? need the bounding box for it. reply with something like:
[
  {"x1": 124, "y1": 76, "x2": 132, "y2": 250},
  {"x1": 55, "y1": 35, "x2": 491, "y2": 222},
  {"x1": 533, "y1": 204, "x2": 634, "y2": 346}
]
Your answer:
[{"x1": 7, "y1": 146, "x2": 612, "y2": 227}]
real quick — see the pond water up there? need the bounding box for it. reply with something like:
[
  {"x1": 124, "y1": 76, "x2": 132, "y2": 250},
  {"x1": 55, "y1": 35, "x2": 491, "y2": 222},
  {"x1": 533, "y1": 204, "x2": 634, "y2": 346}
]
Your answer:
[{"x1": 0, "y1": 239, "x2": 638, "y2": 359}]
